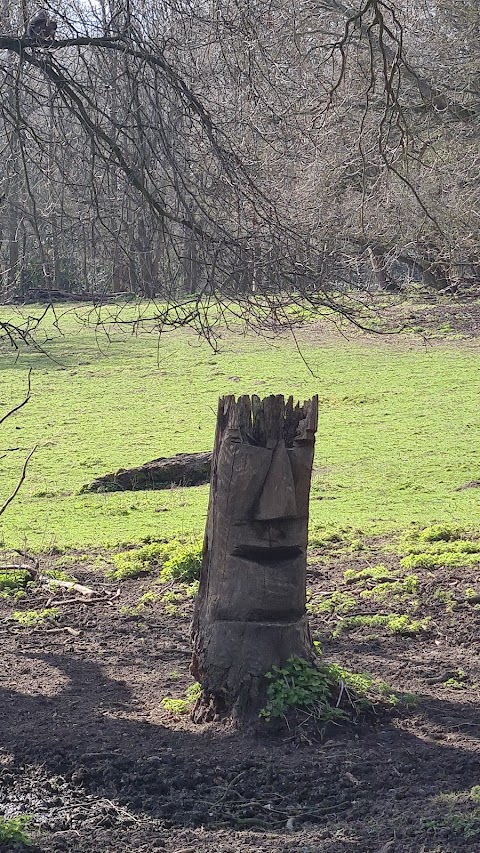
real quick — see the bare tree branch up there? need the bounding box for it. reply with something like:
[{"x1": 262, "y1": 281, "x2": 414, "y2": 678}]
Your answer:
[
  {"x1": 0, "y1": 444, "x2": 37, "y2": 518},
  {"x1": 0, "y1": 367, "x2": 32, "y2": 427},
  {"x1": 0, "y1": 0, "x2": 477, "y2": 333}
]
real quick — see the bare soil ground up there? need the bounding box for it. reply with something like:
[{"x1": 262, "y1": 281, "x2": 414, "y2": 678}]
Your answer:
[
  {"x1": 387, "y1": 297, "x2": 480, "y2": 338},
  {"x1": 304, "y1": 296, "x2": 480, "y2": 345},
  {"x1": 2, "y1": 541, "x2": 480, "y2": 853}
]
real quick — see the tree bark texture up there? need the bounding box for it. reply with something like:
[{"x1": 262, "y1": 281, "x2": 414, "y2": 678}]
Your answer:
[
  {"x1": 80, "y1": 451, "x2": 212, "y2": 492},
  {"x1": 191, "y1": 394, "x2": 318, "y2": 719}
]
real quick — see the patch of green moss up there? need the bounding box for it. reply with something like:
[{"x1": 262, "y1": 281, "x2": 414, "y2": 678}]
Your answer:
[
  {"x1": 119, "y1": 589, "x2": 160, "y2": 617},
  {"x1": 307, "y1": 590, "x2": 356, "y2": 616},
  {"x1": 107, "y1": 539, "x2": 202, "y2": 582},
  {"x1": 160, "y1": 541, "x2": 202, "y2": 583},
  {"x1": 0, "y1": 814, "x2": 33, "y2": 846},
  {"x1": 398, "y1": 528, "x2": 480, "y2": 572},
  {"x1": 401, "y1": 548, "x2": 480, "y2": 571},
  {"x1": 418, "y1": 524, "x2": 464, "y2": 543},
  {"x1": 361, "y1": 575, "x2": 418, "y2": 602},
  {"x1": 108, "y1": 542, "x2": 167, "y2": 580},
  {"x1": 344, "y1": 564, "x2": 395, "y2": 586},
  {"x1": 11, "y1": 607, "x2": 59, "y2": 627},
  {"x1": 333, "y1": 613, "x2": 430, "y2": 638},
  {"x1": 161, "y1": 682, "x2": 201, "y2": 716},
  {"x1": 342, "y1": 564, "x2": 418, "y2": 602},
  {"x1": 433, "y1": 587, "x2": 456, "y2": 612}
]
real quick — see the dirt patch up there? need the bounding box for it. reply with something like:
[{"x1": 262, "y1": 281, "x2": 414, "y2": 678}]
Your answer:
[
  {"x1": 299, "y1": 296, "x2": 480, "y2": 348},
  {"x1": 2, "y1": 545, "x2": 480, "y2": 852},
  {"x1": 394, "y1": 298, "x2": 480, "y2": 338}
]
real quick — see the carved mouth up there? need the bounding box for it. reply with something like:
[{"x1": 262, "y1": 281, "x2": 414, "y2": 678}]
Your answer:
[{"x1": 233, "y1": 545, "x2": 302, "y2": 565}]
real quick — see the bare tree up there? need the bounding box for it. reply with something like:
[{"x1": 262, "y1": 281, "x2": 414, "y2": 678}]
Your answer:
[{"x1": 0, "y1": 0, "x2": 478, "y2": 341}]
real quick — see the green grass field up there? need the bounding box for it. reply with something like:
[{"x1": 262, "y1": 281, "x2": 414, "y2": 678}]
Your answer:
[{"x1": 0, "y1": 303, "x2": 478, "y2": 551}]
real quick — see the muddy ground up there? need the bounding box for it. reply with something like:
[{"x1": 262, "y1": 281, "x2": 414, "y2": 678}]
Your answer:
[{"x1": 2, "y1": 538, "x2": 480, "y2": 853}]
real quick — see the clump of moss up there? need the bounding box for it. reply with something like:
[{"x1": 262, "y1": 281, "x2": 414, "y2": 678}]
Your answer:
[
  {"x1": 344, "y1": 564, "x2": 394, "y2": 585},
  {"x1": 160, "y1": 541, "x2": 202, "y2": 583},
  {"x1": 307, "y1": 589, "x2": 356, "y2": 616},
  {"x1": 11, "y1": 608, "x2": 59, "y2": 627},
  {"x1": 332, "y1": 613, "x2": 430, "y2": 638},
  {"x1": 399, "y1": 527, "x2": 480, "y2": 571},
  {"x1": 342, "y1": 564, "x2": 418, "y2": 603},
  {"x1": 401, "y1": 547, "x2": 480, "y2": 572},
  {"x1": 107, "y1": 539, "x2": 202, "y2": 582},
  {"x1": 161, "y1": 682, "x2": 202, "y2": 716},
  {"x1": 108, "y1": 542, "x2": 166, "y2": 580},
  {"x1": 419, "y1": 524, "x2": 464, "y2": 543}
]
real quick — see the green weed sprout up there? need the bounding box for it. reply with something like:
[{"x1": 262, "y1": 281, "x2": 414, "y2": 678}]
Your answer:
[
  {"x1": 259, "y1": 656, "x2": 397, "y2": 729},
  {"x1": 0, "y1": 569, "x2": 31, "y2": 600},
  {"x1": 0, "y1": 814, "x2": 33, "y2": 846}
]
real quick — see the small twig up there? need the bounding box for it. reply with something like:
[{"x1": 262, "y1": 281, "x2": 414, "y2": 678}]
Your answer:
[
  {"x1": 47, "y1": 589, "x2": 120, "y2": 607},
  {"x1": 0, "y1": 373, "x2": 35, "y2": 517},
  {"x1": 103, "y1": 798, "x2": 142, "y2": 824},
  {"x1": 44, "y1": 626, "x2": 82, "y2": 636},
  {"x1": 14, "y1": 550, "x2": 40, "y2": 569},
  {"x1": 212, "y1": 770, "x2": 247, "y2": 804},
  {"x1": 2, "y1": 557, "x2": 105, "y2": 601}
]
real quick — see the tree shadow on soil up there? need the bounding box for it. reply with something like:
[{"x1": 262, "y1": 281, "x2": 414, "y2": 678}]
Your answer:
[{"x1": 2, "y1": 650, "x2": 480, "y2": 833}]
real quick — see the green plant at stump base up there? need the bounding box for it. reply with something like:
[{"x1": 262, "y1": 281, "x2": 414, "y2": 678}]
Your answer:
[{"x1": 259, "y1": 656, "x2": 398, "y2": 734}]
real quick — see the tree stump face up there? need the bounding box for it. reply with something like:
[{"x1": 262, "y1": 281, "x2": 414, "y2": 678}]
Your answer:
[
  {"x1": 208, "y1": 434, "x2": 312, "y2": 623},
  {"x1": 191, "y1": 394, "x2": 318, "y2": 719}
]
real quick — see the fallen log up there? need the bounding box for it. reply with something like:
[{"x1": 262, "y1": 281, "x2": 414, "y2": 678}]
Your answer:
[{"x1": 80, "y1": 451, "x2": 212, "y2": 493}]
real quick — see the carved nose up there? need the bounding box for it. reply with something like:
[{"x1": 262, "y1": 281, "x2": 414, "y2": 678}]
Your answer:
[{"x1": 254, "y1": 440, "x2": 297, "y2": 520}]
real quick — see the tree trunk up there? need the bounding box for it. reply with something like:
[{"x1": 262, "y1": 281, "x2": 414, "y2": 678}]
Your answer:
[
  {"x1": 191, "y1": 393, "x2": 318, "y2": 720},
  {"x1": 368, "y1": 245, "x2": 401, "y2": 293}
]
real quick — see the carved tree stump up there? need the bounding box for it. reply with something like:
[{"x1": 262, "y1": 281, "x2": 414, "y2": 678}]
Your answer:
[{"x1": 191, "y1": 394, "x2": 318, "y2": 719}]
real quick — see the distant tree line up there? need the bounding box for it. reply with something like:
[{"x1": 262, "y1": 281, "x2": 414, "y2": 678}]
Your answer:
[{"x1": 0, "y1": 0, "x2": 478, "y2": 332}]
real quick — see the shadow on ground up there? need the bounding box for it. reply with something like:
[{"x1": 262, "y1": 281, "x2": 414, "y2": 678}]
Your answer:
[{"x1": 2, "y1": 648, "x2": 480, "y2": 852}]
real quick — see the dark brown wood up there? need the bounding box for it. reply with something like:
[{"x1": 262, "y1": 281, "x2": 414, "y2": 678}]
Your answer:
[
  {"x1": 80, "y1": 451, "x2": 212, "y2": 492},
  {"x1": 191, "y1": 394, "x2": 318, "y2": 720}
]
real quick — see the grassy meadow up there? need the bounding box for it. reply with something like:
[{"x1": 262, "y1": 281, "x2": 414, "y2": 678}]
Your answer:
[{"x1": 0, "y1": 303, "x2": 479, "y2": 551}]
